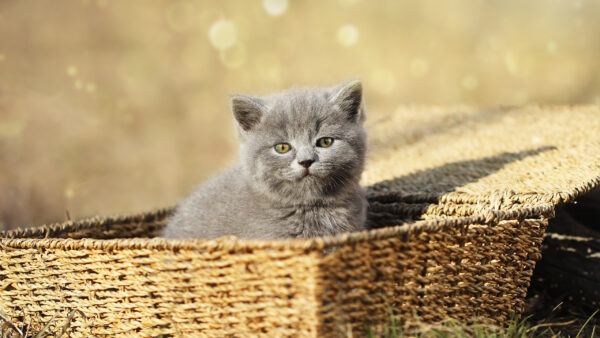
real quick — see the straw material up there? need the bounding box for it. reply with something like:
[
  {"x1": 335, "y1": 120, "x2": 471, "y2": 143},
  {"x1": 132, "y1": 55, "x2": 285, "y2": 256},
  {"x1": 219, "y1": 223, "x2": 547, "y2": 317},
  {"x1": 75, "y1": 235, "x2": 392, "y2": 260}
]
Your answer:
[
  {"x1": 365, "y1": 105, "x2": 600, "y2": 203},
  {"x1": 0, "y1": 201, "x2": 554, "y2": 337},
  {"x1": 1, "y1": 105, "x2": 599, "y2": 336}
]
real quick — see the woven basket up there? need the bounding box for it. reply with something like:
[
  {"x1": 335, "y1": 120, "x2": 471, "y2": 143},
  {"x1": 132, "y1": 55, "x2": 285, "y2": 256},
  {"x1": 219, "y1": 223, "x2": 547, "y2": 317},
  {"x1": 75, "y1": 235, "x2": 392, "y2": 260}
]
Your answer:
[
  {"x1": 1, "y1": 105, "x2": 599, "y2": 336},
  {"x1": 1, "y1": 194, "x2": 553, "y2": 337}
]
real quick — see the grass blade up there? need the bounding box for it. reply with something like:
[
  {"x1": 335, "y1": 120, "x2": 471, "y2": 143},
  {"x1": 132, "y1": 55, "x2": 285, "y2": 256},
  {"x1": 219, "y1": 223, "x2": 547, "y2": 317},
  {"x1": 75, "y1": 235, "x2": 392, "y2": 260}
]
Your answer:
[
  {"x1": 0, "y1": 314, "x2": 23, "y2": 338},
  {"x1": 32, "y1": 312, "x2": 58, "y2": 338},
  {"x1": 576, "y1": 309, "x2": 599, "y2": 338},
  {"x1": 56, "y1": 309, "x2": 84, "y2": 338}
]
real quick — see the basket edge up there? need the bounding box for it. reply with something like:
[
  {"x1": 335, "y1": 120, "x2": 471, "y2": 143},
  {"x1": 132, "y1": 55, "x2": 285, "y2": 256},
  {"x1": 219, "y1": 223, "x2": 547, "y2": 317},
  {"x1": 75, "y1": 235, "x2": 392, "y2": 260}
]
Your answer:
[{"x1": 0, "y1": 203, "x2": 555, "y2": 251}]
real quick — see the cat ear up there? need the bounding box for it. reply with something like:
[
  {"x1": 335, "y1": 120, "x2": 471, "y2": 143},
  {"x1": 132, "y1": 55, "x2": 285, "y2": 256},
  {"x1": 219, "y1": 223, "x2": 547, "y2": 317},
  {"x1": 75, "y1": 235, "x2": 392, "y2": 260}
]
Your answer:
[
  {"x1": 329, "y1": 80, "x2": 363, "y2": 122},
  {"x1": 230, "y1": 94, "x2": 266, "y2": 131}
]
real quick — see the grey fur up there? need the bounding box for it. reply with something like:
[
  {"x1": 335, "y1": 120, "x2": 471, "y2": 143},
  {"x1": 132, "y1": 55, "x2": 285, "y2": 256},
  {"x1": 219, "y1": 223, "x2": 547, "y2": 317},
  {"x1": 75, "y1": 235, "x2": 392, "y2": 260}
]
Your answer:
[{"x1": 162, "y1": 80, "x2": 368, "y2": 239}]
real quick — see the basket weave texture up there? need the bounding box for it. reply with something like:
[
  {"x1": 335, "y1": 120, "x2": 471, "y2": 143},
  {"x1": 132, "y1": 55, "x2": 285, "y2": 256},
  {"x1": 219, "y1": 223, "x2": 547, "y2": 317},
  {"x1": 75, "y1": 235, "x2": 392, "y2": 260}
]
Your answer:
[{"x1": 1, "y1": 105, "x2": 599, "y2": 337}]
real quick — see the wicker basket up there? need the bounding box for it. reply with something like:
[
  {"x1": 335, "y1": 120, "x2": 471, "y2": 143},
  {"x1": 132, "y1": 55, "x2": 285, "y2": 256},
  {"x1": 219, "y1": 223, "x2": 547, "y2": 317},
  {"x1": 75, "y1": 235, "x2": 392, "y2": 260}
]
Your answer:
[
  {"x1": 2, "y1": 105, "x2": 599, "y2": 336},
  {"x1": 1, "y1": 193, "x2": 553, "y2": 337}
]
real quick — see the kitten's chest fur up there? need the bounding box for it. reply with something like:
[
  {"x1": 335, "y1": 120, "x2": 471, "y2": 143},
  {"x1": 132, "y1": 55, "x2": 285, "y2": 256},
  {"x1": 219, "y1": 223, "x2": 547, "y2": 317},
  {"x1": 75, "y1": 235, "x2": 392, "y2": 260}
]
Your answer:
[
  {"x1": 274, "y1": 195, "x2": 366, "y2": 238},
  {"x1": 163, "y1": 166, "x2": 367, "y2": 239}
]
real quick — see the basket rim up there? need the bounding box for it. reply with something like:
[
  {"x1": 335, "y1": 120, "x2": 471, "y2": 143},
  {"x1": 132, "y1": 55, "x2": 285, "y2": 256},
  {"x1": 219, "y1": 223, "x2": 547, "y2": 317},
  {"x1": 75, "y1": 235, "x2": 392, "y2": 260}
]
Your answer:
[{"x1": 0, "y1": 202, "x2": 554, "y2": 251}]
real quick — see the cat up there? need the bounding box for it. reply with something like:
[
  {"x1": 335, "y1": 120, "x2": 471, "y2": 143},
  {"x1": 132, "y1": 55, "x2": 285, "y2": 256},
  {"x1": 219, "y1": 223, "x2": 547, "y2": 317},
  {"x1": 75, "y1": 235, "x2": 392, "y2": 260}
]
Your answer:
[{"x1": 162, "y1": 80, "x2": 368, "y2": 240}]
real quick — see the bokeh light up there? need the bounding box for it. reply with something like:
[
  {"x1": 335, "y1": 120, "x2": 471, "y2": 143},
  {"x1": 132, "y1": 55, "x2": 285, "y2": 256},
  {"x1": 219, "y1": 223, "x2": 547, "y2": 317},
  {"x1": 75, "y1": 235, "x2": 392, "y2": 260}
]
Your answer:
[
  {"x1": 0, "y1": 120, "x2": 25, "y2": 139},
  {"x1": 263, "y1": 0, "x2": 288, "y2": 16},
  {"x1": 337, "y1": 24, "x2": 359, "y2": 47},
  {"x1": 85, "y1": 82, "x2": 97, "y2": 93},
  {"x1": 209, "y1": 20, "x2": 237, "y2": 50},
  {"x1": 461, "y1": 75, "x2": 479, "y2": 91},
  {"x1": 74, "y1": 80, "x2": 84, "y2": 90},
  {"x1": 219, "y1": 43, "x2": 247, "y2": 69},
  {"x1": 66, "y1": 66, "x2": 78, "y2": 77},
  {"x1": 64, "y1": 187, "x2": 75, "y2": 200}
]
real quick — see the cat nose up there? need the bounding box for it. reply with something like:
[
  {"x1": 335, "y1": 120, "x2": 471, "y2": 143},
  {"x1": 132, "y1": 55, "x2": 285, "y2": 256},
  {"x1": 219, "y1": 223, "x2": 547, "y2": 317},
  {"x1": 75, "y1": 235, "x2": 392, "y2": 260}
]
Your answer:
[{"x1": 298, "y1": 159, "x2": 314, "y2": 168}]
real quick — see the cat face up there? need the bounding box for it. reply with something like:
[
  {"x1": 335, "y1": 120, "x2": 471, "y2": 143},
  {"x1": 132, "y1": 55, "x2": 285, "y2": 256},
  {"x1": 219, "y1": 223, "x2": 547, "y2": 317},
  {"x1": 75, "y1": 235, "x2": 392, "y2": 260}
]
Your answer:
[{"x1": 231, "y1": 80, "x2": 367, "y2": 203}]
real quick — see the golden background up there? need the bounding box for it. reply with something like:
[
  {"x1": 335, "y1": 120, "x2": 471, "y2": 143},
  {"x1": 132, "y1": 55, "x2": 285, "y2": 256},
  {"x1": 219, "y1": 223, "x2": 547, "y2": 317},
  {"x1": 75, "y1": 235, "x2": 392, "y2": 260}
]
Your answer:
[{"x1": 1, "y1": 0, "x2": 599, "y2": 228}]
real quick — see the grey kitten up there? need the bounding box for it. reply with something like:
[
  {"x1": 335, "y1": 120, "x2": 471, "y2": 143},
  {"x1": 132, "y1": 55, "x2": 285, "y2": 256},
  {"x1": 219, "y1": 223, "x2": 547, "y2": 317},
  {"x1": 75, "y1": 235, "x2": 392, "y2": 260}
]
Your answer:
[{"x1": 162, "y1": 80, "x2": 368, "y2": 240}]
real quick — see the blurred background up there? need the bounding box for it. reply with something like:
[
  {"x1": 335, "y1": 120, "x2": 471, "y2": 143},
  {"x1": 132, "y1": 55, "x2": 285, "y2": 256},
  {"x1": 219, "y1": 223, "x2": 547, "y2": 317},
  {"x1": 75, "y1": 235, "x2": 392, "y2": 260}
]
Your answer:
[{"x1": 1, "y1": 0, "x2": 600, "y2": 229}]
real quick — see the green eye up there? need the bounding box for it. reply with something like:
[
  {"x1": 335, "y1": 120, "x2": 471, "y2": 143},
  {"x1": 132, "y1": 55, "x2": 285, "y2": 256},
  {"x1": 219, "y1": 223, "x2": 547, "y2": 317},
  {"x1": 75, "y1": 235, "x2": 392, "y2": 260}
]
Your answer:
[
  {"x1": 274, "y1": 143, "x2": 291, "y2": 153},
  {"x1": 317, "y1": 137, "x2": 334, "y2": 148}
]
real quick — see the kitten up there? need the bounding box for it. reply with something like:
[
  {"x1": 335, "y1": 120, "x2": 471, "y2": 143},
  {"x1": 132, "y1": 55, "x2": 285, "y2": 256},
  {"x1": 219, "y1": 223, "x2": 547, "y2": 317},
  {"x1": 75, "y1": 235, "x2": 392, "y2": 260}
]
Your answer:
[{"x1": 162, "y1": 80, "x2": 368, "y2": 240}]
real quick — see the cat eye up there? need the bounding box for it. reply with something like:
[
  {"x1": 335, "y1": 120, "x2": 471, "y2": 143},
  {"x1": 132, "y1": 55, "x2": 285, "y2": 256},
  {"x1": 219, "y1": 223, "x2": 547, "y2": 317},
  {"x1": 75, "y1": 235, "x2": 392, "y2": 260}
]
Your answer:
[
  {"x1": 274, "y1": 143, "x2": 291, "y2": 154},
  {"x1": 316, "y1": 137, "x2": 334, "y2": 148}
]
